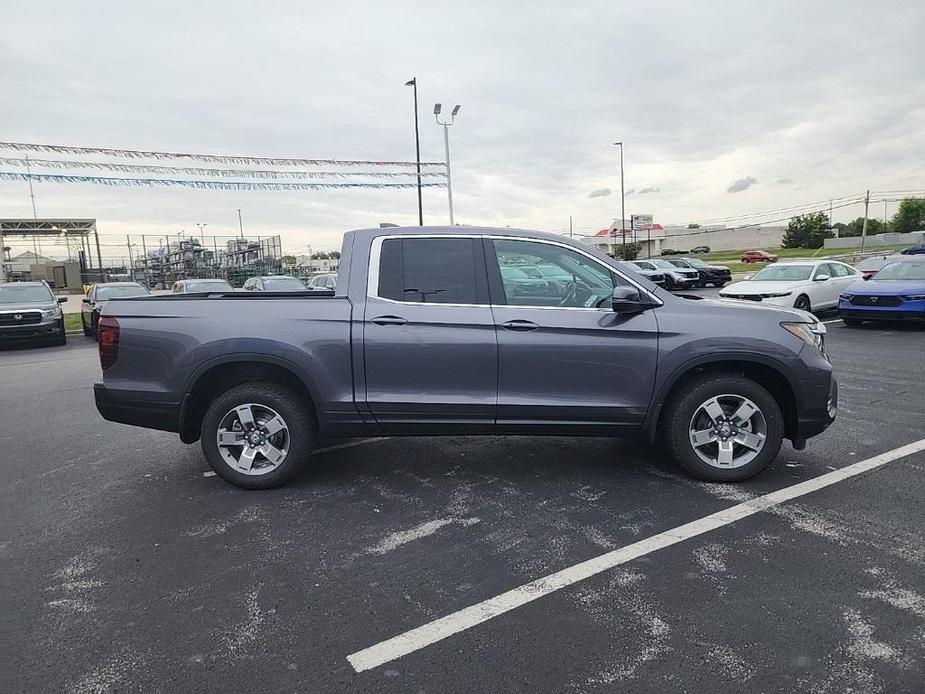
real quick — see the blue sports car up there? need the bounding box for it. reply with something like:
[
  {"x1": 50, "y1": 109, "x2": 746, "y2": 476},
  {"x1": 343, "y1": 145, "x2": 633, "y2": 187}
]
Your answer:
[{"x1": 838, "y1": 257, "x2": 925, "y2": 326}]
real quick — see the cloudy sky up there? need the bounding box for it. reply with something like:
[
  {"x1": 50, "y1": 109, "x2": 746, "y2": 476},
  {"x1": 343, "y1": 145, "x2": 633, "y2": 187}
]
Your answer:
[{"x1": 1, "y1": 0, "x2": 923, "y2": 259}]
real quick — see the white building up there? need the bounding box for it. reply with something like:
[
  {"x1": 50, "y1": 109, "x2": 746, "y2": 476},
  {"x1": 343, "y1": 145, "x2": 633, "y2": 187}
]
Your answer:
[
  {"x1": 295, "y1": 255, "x2": 340, "y2": 273},
  {"x1": 580, "y1": 220, "x2": 786, "y2": 257}
]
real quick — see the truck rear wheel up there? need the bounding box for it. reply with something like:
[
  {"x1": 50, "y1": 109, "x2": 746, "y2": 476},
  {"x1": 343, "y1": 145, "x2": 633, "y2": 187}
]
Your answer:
[
  {"x1": 663, "y1": 374, "x2": 784, "y2": 482},
  {"x1": 200, "y1": 382, "x2": 314, "y2": 489}
]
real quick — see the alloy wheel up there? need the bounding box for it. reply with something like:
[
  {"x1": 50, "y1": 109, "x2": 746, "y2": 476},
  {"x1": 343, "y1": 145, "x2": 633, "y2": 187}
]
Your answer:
[
  {"x1": 215, "y1": 403, "x2": 290, "y2": 476},
  {"x1": 688, "y1": 394, "x2": 767, "y2": 469}
]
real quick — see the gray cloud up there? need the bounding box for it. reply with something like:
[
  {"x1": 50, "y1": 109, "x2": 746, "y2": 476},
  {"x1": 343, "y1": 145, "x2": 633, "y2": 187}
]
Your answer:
[
  {"x1": 637, "y1": 186, "x2": 661, "y2": 194},
  {"x1": 776, "y1": 178, "x2": 795, "y2": 185},
  {"x1": 0, "y1": 1, "x2": 922, "y2": 253},
  {"x1": 726, "y1": 176, "x2": 758, "y2": 194},
  {"x1": 588, "y1": 187, "x2": 612, "y2": 199}
]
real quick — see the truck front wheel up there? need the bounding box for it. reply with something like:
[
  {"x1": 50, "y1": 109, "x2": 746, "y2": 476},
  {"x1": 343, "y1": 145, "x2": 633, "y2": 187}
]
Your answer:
[
  {"x1": 200, "y1": 382, "x2": 314, "y2": 489},
  {"x1": 662, "y1": 374, "x2": 784, "y2": 482}
]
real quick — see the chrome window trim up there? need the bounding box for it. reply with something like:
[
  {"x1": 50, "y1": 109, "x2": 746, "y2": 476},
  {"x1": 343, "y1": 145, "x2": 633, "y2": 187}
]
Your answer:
[{"x1": 366, "y1": 233, "x2": 663, "y2": 310}]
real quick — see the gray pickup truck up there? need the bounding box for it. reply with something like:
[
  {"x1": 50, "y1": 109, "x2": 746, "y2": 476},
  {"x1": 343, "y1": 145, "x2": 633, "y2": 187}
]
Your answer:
[{"x1": 94, "y1": 226, "x2": 837, "y2": 489}]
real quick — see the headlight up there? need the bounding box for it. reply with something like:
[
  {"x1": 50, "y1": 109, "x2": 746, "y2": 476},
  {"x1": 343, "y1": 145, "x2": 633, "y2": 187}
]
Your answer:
[
  {"x1": 903, "y1": 294, "x2": 925, "y2": 301},
  {"x1": 41, "y1": 307, "x2": 62, "y2": 318},
  {"x1": 760, "y1": 291, "x2": 792, "y2": 298},
  {"x1": 781, "y1": 321, "x2": 826, "y2": 352},
  {"x1": 839, "y1": 293, "x2": 852, "y2": 300}
]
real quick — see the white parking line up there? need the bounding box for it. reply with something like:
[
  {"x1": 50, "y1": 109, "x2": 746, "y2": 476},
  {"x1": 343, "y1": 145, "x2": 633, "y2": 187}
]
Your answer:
[
  {"x1": 346, "y1": 437, "x2": 925, "y2": 673},
  {"x1": 822, "y1": 318, "x2": 842, "y2": 324}
]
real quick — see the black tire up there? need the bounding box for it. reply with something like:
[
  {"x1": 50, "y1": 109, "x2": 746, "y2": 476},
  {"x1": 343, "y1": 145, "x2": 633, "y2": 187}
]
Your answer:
[
  {"x1": 200, "y1": 382, "x2": 314, "y2": 489},
  {"x1": 714, "y1": 282, "x2": 727, "y2": 288},
  {"x1": 842, "y1": 316, "x2": 863, "y2": 328},
  {"x1": 664, "y1": 276, "x2": 676, "y2": 290},
  {"x1": 794, "y1": 294, "x2": 812, "y2": 312},
  {"x1": 663, "y1": 373, "x2": 784, "y2": 482}
]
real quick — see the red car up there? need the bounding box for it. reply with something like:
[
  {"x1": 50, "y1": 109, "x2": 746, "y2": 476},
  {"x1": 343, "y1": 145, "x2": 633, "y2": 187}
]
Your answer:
[{"x1": 740, "y1": 250, "x2": 779, "y2": 263}]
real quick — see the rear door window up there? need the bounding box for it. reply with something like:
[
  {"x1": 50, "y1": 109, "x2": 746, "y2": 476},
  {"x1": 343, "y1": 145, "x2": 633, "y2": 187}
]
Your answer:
[{"x1": 377, "y1": 238, "x2": 485, "y2": 304}]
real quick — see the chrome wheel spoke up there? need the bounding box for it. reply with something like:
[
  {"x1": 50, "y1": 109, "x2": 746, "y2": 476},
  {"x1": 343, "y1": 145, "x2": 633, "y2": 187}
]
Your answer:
[
  {"x1": 734, "y1": 430, "x2": 765, "y2": 451},
  {"x1": 701, "y1": 398, "x2": 725, "y2": 424},
  {"x1": 262, "y1": 415, "x2": 287, "y2": 437},
  {"x1": 731, "y1": 400, "x2": 757, "y2": 425},
  {"x1": 235, "y1": 405, "x2": 256, "y2": 429},
  {"x1": 237, "y1": 447, "x2": 258, "y2": 472},
  {"x1": 260, "y1": 442, "x2": 286, "y2": 464},
  {"x1": 717, "y1": 440, "x2": 734, "y2": 465},
  {"x1": 691, "y1": 428, "x2": 716, "y2": 447},
  {"x1": 218, "y1": 430, "x2": 246, "y2": 446}
]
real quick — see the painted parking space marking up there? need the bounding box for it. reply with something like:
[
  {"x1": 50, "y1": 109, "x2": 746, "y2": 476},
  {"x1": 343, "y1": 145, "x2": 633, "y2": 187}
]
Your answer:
[
  {"x1": 313, "y1": 437, "x2": 390, "y2": 455},
  {"x1": 822, "y1": 318, "x2": 843, "y2": 324},
  {"x1": 346, "y1": 437, "x2": 925, "y2": 673}
]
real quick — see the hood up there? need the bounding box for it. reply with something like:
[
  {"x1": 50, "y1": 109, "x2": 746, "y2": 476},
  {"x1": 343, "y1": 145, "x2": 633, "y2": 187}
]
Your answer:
[
  {"x1": 720, "y1": 280, "x2": 802, "y2": 295},
  {"x1": 682, "y1": 295, "x2": 811, "y2": 322},
  {"x1": 0, "y1": 301, "x2": 57, "y2": 312},
  {"x1": 845, "y1": 279, "x2": 925, "y2": 295},
  {"x1": 703, "y1": 264, "x2": 731, "y2": 271}
]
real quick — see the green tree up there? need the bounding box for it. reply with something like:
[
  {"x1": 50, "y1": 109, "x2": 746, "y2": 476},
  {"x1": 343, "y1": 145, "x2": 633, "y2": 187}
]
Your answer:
[
  {"x1": 613, "y1": 242, "x2": 641, "y2": 260},
  {"x1": 687, "y1": 223, "x2": 700, "y2": 229},
  {"x1": 310, "y1": 250, "x2": 342, "y2": 260},
  {"x1": 281, "y1": 255, "x2": 297, "y2": 265},
  {"x1": 782, "y1": 212, "x2": 833, "y2": 249},
  {"x1": 890, "y1": 197, "x2": 925, "y2": 234},
  {"x1": 837, "y1": 217, "x2": 886, "y2": 238}
]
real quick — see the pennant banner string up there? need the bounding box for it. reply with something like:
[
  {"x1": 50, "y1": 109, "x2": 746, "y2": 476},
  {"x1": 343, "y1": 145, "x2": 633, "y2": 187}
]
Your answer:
[
  {"x1": 0, "y1": 157, "x2": 446, "y2": 179},
  {"x1": 0, "y1": 172, "x2": 446, "y2": 191},
  {"x1": 0, "y1": 141, "x2": 447, "y2": 168}
]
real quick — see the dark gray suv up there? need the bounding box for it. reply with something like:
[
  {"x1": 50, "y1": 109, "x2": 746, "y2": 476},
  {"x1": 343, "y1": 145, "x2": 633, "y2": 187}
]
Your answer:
[{"x1": 0, "y1": 281, "x2": 68, "y2": 346}]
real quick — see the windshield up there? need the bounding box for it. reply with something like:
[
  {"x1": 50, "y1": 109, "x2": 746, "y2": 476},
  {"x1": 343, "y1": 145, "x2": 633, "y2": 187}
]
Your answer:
[
  {"x1": 651, "y1": 260, "x2": 680, "y2": 270},
  {"x1": 0, "y1": 283, "x2": 54, "y2": 304},
  {"x1": 96, "y1": 284, "x2": 150, "y2": 300},
  {"x1": 750, "y1": 265, "x2": 813, "y2": 281},
  {"x1": 684, "y1": 258, "x2": 708, "y2": 268},
  {"x1": 263, "y1": 277, "x2": 306, "y2": 291},
  {"x1": 666, "y1": 260, "x2": 691, "y2": 268},
  {"x1": 873, "y1": 260, "x2": 925, "y2": 281},
  {"x1": 187, "y1": 281, "x2": 233, "y2": 292}
]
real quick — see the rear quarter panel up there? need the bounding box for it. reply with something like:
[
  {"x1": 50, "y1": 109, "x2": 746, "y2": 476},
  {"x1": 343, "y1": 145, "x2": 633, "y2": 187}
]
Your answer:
[{"x1": 101, "y1": 297, "x2": 355, "y2": 418}]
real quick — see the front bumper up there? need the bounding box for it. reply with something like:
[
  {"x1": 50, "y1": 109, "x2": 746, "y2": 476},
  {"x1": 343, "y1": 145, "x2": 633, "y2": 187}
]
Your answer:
[
  {"x1": 0, "y1": 317, "x2": 63, "y2": 341},
  {"x1": 718, "y1": 293, "x2": 794, "y2": 307},
  {"x1": 94, "y1": 383, "x2": 182, "y2": 434},
  {"x1": 838, "y1": 299, "x2": 925, "y2": 321},
  {"x1": 790, "y1": 345, "x2": 837, "y2": 442}
]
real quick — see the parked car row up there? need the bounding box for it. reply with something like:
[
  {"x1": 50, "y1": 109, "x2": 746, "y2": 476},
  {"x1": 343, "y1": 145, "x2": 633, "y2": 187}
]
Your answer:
[{"x1": 629, "y1": 258, "x2": 731, "y2": 289}]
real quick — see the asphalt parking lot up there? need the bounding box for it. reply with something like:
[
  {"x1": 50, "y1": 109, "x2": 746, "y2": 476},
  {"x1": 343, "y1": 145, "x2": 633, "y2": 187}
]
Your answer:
[{"x1": 2, "y1": 303, "x2": 924, "y2": 693}]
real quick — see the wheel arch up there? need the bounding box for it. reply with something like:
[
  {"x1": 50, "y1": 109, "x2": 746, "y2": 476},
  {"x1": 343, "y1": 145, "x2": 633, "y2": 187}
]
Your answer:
[
  {"x1": 179, "y1": 355, "x2": 320, "y2": 444},
  {"x1": 645, "y1": 355, "x2": 799, "y2": 443}
]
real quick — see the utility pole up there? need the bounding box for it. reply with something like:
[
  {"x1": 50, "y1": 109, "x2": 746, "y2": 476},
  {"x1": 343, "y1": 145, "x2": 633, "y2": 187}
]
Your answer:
[
  {"x1": 614, "y1": 142, "x2": 626, "y2": 259},
  {"x1": 237, "y1": 209, "x2": 245, "y2": 239},
  {"x1": 569, "y1": 215, "x2": 573, "y2": 238},
  {"x1": 405, "y1": 77, "x2": 424, "y2": 225},
  {"x1": 883, "y1": 200, "x2": 888, "y2": 232},
  {"x1": 126, "y1": 235, "x2": 134, "y2": 277},
  {"x1": 94, "y1": 227, "x2": 105, "y2": 282},
  {"x1": 859, "y1": 190, "x2": 871, "y2": 257}
]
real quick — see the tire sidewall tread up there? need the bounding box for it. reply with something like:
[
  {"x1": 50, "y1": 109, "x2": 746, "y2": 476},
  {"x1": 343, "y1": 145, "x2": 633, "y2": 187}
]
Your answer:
[
  {"x1": 200, "y1": 382, "x2": 314, "y2": 489},
  {"x1": 663, "y1": 373, "x2": 784, "y2": 482}
]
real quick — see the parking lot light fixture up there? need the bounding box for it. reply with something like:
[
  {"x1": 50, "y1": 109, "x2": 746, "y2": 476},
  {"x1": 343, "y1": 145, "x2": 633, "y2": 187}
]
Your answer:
[{"x1": 435, "y1": 103, "x2": 461, "y2": 226}]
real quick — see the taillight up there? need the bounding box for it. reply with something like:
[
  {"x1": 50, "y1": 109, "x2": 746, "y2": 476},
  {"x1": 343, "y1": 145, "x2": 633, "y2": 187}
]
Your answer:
[{"x1": 98, "y1": 316, "x2": 120, "y2": 371}]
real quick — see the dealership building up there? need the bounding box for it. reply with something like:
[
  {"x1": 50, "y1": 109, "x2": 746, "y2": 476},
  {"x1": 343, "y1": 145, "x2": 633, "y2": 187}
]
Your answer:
[{"x1": 580, "y1": 219, "x2": 786, "y2": 257}]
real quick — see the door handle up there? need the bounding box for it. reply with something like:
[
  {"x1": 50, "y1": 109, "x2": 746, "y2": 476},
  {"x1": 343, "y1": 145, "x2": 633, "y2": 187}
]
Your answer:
[
  {"x1": 500, "y1": 319, "x2": 539, "y2": 332},
  {"x1": 370, "y1": 315, "x2": 408, "y2": 326}
]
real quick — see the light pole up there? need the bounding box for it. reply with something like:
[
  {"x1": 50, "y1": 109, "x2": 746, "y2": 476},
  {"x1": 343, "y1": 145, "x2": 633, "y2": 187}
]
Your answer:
[
  {"x1": 614, "y1": 142, "x2": 626, "y2": 258},
  {"x1": 196, "y1": 222, "x2": 208, "y2": 244},
  {"x1": 434, "y1": 103, "x2": 461, "y2": 226},
  {"x1": 405, "y1": 77, "x2": 424, "y2": 225}
]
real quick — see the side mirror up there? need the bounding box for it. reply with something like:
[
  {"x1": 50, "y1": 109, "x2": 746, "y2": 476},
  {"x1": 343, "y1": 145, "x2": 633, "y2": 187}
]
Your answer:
[
  {"x1": 81, "y1": 297, "x2": 90, "y2": 304},
  {"x1": 57, "y1": 296, "x2": 68, "y2": 304},
  {"x1": 814, "y1": 274, "x2": 831, "y2": 282},
  {"x1": 611, "y1": 286, "x2": 651, "y2": 313},
  {"x1": 862, "y1": 275, "x2": 871, "y2": 281},
  {"x1": 743, "y1": 274, "x2": 752, "y2": 281}
]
